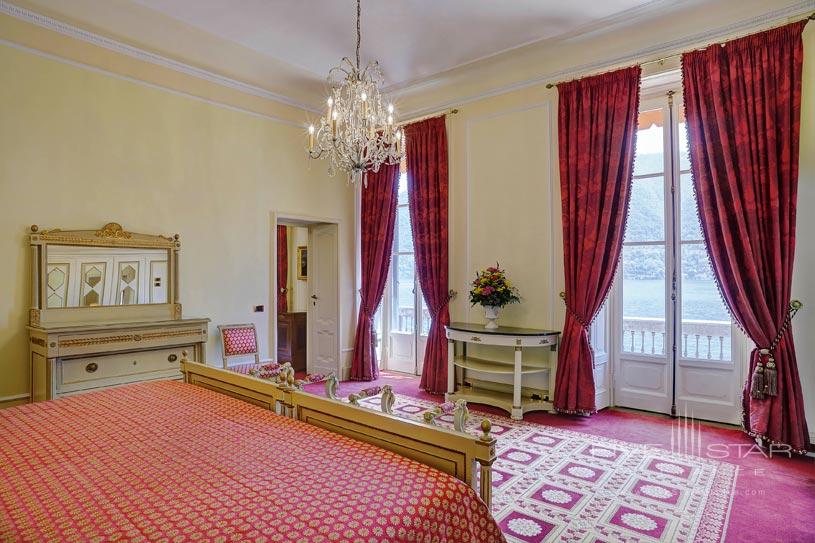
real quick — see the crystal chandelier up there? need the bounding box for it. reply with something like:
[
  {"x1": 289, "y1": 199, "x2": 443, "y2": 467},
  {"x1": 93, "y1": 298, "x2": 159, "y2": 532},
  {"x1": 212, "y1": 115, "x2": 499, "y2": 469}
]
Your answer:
[{"x1": 307, "y1": 0, "x2": 404, "y2": 186}]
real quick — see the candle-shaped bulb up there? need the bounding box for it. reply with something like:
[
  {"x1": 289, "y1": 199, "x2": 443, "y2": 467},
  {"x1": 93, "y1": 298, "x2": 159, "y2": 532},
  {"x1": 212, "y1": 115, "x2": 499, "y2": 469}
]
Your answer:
[
  {"x1": 360, "y1": 92, "x2": 367, "y2": 101},
  {"x1": 308, "y1": 124, "x2": 315, "y2": 151},
  {"x1": 387, "y1": 103, "x2": 394, "y2": 114},
  {"x1": 308, "y1": 124, "x2": 315, "y2": 135},
  {"x1": 327, "y1": 96, "x2": 333, "y2": 107},
  {"x1": 332, "y1": 110, "x2": 338, "y2": 120}
]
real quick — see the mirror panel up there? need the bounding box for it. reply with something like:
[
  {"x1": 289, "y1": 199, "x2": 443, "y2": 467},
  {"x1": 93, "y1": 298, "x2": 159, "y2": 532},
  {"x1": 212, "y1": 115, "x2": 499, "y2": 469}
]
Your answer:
[{"x1": 46, "y1": 245, "x2": 169, "y2": 308}]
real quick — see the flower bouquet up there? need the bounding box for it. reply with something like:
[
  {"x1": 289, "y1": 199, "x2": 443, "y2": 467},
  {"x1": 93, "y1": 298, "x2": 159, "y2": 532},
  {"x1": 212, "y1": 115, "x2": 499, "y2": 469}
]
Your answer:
[{"x1": 469, "y1": 264, "x2": 520, "y2": 329}]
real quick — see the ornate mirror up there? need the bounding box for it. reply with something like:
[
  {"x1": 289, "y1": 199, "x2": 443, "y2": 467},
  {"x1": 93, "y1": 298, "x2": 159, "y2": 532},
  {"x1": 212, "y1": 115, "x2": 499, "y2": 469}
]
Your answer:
[{"x1": 29, "y1": 223, "x2": 181, "y2": 326}]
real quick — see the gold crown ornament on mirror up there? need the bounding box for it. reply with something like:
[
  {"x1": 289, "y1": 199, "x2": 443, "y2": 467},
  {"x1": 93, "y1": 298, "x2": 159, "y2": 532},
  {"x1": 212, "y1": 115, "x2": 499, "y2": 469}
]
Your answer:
[{"x1": 306, "y1": 0, "x2": 404, "y2": 187}]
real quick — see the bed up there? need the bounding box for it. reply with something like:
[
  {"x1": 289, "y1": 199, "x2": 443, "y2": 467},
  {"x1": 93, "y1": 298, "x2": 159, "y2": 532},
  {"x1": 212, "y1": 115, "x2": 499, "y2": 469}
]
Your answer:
[{"x1": 0, "y1": 360, "x2": 504, "y2": 542}]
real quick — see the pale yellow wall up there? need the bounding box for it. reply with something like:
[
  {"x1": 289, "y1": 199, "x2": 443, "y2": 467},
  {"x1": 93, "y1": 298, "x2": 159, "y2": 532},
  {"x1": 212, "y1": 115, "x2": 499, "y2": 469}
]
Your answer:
[
  {"x1": 0, "y1": 44, "x2": 356, "y2": 402},
  {"x1": 445, "y1": 24, "x2": 815, "y2": 438}
]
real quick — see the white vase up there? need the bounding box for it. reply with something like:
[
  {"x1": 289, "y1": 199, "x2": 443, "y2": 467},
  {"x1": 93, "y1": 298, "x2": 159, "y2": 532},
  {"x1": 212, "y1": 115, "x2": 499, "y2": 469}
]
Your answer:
[{"x1": 483, "y1": 305, "x2": 500, "y2": 329}]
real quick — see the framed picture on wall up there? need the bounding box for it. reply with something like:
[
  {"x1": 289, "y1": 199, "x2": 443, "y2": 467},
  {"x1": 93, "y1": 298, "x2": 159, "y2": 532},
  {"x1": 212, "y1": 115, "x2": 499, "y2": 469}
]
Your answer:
[{"x1": 297, "y1": 246, "x2": 308, "y2": 280}]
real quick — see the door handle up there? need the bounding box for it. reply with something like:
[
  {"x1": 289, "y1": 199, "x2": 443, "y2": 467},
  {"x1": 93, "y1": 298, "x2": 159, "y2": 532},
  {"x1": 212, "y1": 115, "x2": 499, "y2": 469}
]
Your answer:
[{"x1": 311, "y1": 295, "x2": 319, "y2": 300}]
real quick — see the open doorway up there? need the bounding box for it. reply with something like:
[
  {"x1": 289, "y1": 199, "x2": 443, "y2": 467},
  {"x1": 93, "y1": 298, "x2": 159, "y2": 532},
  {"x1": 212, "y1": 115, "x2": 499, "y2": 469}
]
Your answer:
[{"x1": 273, "y1": 213, "x2": 341, "y2": 378}]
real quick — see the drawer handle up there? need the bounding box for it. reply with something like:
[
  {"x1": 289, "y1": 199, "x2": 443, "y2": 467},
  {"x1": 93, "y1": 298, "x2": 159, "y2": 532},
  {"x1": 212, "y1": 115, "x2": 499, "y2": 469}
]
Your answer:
[
  {"x1": 470, "y1": 336, "x2": 482, "y2": 342},
  {"x1": 85, "y1": 362, "x2": 98, "y2": 373},
  {"x1": 167, "y1": 354, "x2": 178, "y2": 363}
]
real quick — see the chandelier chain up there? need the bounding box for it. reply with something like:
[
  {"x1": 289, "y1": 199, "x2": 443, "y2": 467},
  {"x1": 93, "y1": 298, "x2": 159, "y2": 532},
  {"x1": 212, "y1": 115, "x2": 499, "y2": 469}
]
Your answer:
[{"x1": 356, "y1": 0, "x2": 361, "y2": 70}]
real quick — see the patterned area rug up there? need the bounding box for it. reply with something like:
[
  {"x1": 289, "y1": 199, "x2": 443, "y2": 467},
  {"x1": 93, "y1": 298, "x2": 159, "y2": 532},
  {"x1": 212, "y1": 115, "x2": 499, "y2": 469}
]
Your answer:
[{"x1": 355, "y1": 394, "x2": 738, "y2": 543}]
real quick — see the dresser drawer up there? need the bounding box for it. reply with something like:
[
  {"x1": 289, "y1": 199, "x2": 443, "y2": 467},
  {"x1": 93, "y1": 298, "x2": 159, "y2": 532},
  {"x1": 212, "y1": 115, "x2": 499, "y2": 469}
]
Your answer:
[{"x1": 57, "y1": 346, "x2": 189, "y2": 394}]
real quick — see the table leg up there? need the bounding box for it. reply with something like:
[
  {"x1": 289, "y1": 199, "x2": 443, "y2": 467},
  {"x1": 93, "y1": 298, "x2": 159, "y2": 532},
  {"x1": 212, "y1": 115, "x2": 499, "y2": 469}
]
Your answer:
[
  {"x1": 446, "y1": 339, "x2": 455, "y2": 396},
  {"x1": 512, "y1": 346, "x2": 522, "y2": 420}
]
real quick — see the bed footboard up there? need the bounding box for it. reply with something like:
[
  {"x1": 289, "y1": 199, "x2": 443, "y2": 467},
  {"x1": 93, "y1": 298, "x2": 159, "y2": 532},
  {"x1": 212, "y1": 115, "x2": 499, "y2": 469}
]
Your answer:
[{"x1": 180, "y1": 358, "x2": 497, "y2": 508}]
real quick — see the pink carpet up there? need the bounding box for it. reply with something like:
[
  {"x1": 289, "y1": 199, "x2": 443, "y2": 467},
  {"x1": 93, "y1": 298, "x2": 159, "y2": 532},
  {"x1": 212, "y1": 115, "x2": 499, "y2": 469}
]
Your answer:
[{"x1": 302, "y1": 371, "x2": 815, "y2": 543}]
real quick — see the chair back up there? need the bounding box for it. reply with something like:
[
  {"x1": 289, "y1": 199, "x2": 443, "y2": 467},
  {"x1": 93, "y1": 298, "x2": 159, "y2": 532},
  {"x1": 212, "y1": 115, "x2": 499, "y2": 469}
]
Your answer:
[{"x1": 218, "y1": 323, "x2": 260, "y2": 368}]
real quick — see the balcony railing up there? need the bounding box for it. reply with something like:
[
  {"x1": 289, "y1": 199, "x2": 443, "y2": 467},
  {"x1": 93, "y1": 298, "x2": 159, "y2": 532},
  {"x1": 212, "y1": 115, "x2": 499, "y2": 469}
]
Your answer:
[
  {"x1": 622, "y1": 316, "x2": 731, "y2": 360},
  {"x1": 396, "y1": 306, "x2": 431, "y2": 335}
]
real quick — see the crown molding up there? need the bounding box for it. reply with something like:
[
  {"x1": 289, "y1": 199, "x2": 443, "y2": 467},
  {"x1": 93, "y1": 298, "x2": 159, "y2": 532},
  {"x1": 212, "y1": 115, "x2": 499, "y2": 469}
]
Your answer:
[
  {"x1": 397, "y1": 0, "x2": 815, "y2": 119},
  {"x1": 0, "y1": 38, "x2": 306, "y2": 127},
  {"x1": 0, "y1": 0, "x2": 320, "y2": 114}
]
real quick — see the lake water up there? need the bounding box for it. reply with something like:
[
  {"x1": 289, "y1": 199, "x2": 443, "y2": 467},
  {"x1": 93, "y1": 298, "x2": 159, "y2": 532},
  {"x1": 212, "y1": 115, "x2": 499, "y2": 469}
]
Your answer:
[{"x1": 623, "y1": 279, "x2": 730, "y2": 322}]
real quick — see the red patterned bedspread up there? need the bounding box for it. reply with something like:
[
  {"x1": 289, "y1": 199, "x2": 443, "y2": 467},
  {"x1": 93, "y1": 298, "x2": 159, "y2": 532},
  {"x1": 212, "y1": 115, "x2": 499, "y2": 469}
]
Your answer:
[{"x1": 0, "y1": 381, "x2": 504, "y2": 543}]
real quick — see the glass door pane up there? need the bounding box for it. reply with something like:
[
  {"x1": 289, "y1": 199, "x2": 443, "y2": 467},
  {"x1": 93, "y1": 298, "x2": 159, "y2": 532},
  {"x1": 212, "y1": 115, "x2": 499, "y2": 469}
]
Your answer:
[
  {"x1": 679, "y1": 244, "x2": 731, "y2": 360},
  {"x1": 626, "y1": 176, "x2": 665, "y2": 242},
  {"x1": 621, "y1": 245, "x2": 667, "y2": 355}
]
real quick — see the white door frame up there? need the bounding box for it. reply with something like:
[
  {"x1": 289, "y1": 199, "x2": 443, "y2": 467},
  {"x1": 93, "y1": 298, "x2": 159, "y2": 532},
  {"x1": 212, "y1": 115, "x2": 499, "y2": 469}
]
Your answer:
[{"x1": 271, "y1": 212, "x2": 342, "y2": 377}]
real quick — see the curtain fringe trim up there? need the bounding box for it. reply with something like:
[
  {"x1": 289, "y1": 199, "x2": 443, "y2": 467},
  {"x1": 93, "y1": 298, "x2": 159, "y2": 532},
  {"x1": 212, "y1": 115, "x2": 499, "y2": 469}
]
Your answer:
[
  {"x1": 744, "y1": 429, "x2": 810, "y2": 455},
  {"x1": 552, "y1": 407, "x2": 597, "y2": 416}
]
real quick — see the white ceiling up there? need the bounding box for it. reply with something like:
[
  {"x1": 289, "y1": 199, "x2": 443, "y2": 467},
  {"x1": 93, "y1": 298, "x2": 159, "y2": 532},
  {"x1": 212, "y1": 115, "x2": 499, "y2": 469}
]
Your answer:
[
  {"x1": 128, "y1": 0, "x2": 658, "y2": 89},
  {"x1": 17, "y1": 0, "x2": 803, "y2": 114}
]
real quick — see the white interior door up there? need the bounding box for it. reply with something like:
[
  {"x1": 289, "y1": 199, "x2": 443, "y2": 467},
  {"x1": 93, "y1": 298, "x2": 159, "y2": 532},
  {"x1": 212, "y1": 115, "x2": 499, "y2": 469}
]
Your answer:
[{"x1": 308, "y1": 223, "x2": 340, "y2": 376}]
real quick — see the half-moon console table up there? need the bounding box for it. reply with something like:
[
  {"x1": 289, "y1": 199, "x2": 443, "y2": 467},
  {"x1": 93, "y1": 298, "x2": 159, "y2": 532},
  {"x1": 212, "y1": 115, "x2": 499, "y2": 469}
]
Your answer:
[{"x1": 445, "y1": 322, "x2": 560, "y2": 420}]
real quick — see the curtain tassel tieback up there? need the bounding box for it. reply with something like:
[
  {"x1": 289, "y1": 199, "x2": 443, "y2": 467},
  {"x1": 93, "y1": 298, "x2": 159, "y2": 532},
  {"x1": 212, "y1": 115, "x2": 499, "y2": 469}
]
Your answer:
[
  {"x1": 358, "y1": 289, "x2": 374, "y2": 321},
  {"x1": 560, "y1": 293, "x2": 591, "y2": 329},
  {"x1": 429, "y1": 289, "x2": 456, "y2": 319},
  {"x1": 751, "y1": 300, "x2": 803, "y2": 399},
  {"x1": 750, "y1": 350, "x2": 768, "y2": 400},
  {"x1": 357, "y1": 290, "x2": 378, "y2": 346}
]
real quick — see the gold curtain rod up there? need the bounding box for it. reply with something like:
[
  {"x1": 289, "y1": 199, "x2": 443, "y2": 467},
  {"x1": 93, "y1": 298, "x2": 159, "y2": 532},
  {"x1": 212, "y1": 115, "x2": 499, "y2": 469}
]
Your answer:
[
  {"x1": 398, "y1": 108, "x2": 459, "y2": 127},
  {"x1": 545, "y1": 12, "x2": 814, "y2": 89}
]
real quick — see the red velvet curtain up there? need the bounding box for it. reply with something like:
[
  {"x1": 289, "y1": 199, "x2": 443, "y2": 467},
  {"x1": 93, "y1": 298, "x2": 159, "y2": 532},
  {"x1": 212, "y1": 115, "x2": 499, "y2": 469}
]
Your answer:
[
  {"x1": 277, "y1": 225, "x2": 288, "y2": 314},
  {"x1": 555, "y1": 66, "x2": 641, "y2": 414},
  {"x1": 682, "y1": 21, "x2": 809, "y2": 452},
  {"x1": 350, "y1": 164, "x2": 400, "y2": 381},
  {"x1": 406, "y1": 117, "x2": 450, "y2": 395}
]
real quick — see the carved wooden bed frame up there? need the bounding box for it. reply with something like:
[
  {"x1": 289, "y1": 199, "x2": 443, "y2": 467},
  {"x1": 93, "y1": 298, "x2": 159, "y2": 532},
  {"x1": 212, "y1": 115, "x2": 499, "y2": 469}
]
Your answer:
[{"x1": 180, "y1": 359, "x2": 497, "y2": 508}]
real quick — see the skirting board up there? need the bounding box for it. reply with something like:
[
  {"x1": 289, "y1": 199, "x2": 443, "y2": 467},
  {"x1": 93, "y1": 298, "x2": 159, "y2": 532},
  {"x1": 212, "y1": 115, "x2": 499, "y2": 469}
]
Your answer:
[{"x1": 0, "y1": 393, "x2": 30, "y2": 408}]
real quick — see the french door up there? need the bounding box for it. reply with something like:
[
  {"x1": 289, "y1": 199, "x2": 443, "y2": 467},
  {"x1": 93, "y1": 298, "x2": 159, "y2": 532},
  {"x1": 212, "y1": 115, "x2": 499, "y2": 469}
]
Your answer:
[
  {"x1": 374, "y1": 171, "x2": 430, "y2": 375},
  {"x1": 611, "y1": 88, "x2": 742, "y2": 424}
]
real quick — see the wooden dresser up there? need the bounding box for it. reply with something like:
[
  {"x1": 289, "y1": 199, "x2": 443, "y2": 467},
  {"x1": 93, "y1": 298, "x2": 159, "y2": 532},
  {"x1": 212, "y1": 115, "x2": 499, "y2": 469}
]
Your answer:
[
  {"x1": 28, "y1": 318, "x2": 208, "y2": 401},
  {"x1": 27, "y1": 222, "x2": 210, "y2": 401},
  {"x1": 277, "y1": 312, "x2": 306, "y2": 372}
]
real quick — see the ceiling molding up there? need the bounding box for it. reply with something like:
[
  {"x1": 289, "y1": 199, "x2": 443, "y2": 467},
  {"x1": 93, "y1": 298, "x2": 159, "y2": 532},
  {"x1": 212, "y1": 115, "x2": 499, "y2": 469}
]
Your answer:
[
  {"x1": 397, "y1": 0, "x2": 815, "y2": 119},
  {"x1": 3, "y1": 0, "x2": 812, "y2": 121},
  {"x1": 0, "y1": 38, "x2": 305, "y2": 127},
  {"x1": 0, "y1": 0, "x2": 320, "y2": 113}
]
